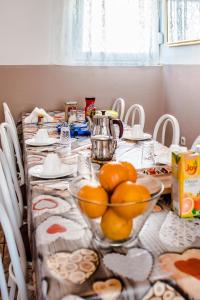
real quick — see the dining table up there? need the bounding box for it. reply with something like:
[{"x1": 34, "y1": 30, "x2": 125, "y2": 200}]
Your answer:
[{"x1": 22, "y1": 111, "x2": 200, "y2": 300}]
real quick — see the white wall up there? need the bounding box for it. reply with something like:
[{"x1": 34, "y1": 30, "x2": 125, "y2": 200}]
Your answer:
[
  {"x1": 161, "y1": 44, "x2": 200, "y2": 65},
  {"x1": 0, "y1": 0, "x2": 52, "y2": 65}
]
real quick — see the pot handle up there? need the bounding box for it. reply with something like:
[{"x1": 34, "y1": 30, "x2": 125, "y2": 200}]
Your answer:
[{"x1": 111, "y1": 119, "x2": 124, "y2": 138}]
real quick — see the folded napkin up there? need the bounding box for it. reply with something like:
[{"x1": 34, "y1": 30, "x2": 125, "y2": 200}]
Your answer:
[
  {"x1": 24, "y1": 107, "x2": 54, "y2": 124},
  {"x1": 155, "y1": 144, "x2": 188, "y2": 165}
]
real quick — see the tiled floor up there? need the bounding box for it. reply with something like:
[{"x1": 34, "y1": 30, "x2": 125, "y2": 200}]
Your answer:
[{"x1": 0, "y1": 225, "x2": 35, "y2": 299}]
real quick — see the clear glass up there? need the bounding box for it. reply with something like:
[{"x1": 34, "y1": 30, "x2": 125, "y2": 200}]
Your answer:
[
  {"x1": 69, "y1": 174, "x2": 163, "y2": 248},
  {"x1": 76, "y1": 110, "x2": 85, "y2": 123},
  {"x1": 141, "y1": 141, "x2": 156, "y2": 168},
  {"x1": 68, "y1": 109, "x2": 77, "y2": 124}
]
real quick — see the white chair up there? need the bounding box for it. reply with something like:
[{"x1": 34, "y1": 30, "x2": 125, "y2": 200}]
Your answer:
[
  {"x1": 111, "y1": 98, "x2": 125, "y2": 120},
  {"x1": 0, "y1": 202, "x2": 28, "y2": 300},
  {"x1": 3, "y1": 103, "x2": 24, "y2": 182},
  {"x1": 191, "y1": 135, "x2": 200, "y2": 150},
  {"x1": 0, "y1": 149, "x2": 23, "y2": 224},
  {"x1": 124, "y1": 104, "x2": 145, "y2": 130},
  {"x1": 0, "y1": 162, "x2": 26, "y2": 269},
  {"x1": 0, "y1": 123, "x2": 24, "y2": 210},
  {"x1": 0, "y1": 111, "x2": 24, "y2": 186},
  {"x1": 153, "y1": 114, "x2": 180, "y2": 146},
  {"x1": 3, "y1": 103, "x2": 21, "y2": 148}
]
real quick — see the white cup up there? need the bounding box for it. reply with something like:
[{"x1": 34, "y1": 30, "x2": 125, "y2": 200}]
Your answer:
[
  {"x1": 35, "y1": 129, "x2": 49, "y2": 142},
  {"x1": 131, "y1": 124, "x2": 143, "y2": 138},
  {"x1": 42, "y1": 153, "x2": 62, "y2": 175}
]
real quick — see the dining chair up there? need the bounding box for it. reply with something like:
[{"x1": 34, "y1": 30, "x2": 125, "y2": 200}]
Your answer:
[
  {"x1": 153, "y1": 114, "x2": 180, "y2": 146},
  {"x1": 111, "y1": 98, "x2": 125, "y2": 120},
  {"x1": 0, "y1": 154, "x2": 32, "y2": 262},
  {"x1": 124, "y1": 104, "x2": 145, "y2": 130},
  {"x1": 3, "y1": 103, "x2": 19, "y2": 142},
  {"x1": 0, "y1": 148, "x2": 23, "y2": 224},
  {"x1": 0, "y1": 202, "x2": 28, "y2": 300},
  {"x1": 0, "y1": 123, "x2": 24, "y2": 209},
  {"x1": 191, "y1": 135, "x2": 200, "y2": 150},
  {"x1": 0, "y1": 162, "x2": 26, "y2": 269},
  {"x1": 3, "y1": 103, "x2": 24, "y2": 174},
  {"x1": 0, "y1": 112, "x2": 24, "y2": 186}
]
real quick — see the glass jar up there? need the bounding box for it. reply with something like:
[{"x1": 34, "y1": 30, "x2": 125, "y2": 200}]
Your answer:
[{"x1": 64, "y1": 101, "x2": 78, "y2": 122}]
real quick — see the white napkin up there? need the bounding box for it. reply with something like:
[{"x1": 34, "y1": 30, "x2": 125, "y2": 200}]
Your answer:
[
  {"x1": 155, "y1": 144, "x2": 188, "y2": 165},
  {"x1": 24, "y1": 107, "x2": 54, "y2": 123}
]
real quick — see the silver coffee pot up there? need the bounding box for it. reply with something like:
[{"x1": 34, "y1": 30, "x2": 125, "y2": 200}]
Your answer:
[{"x1": 90, "y1": 114, "x2": 123, "y2": 161}]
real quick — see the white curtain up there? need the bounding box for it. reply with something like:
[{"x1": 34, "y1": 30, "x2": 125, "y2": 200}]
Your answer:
[
  {"x1": 168, "y1": 0, "x2": 200, "y2": 42},
  {"x1": 51, "y1": 0, "x2": 159, "y2": 66}
]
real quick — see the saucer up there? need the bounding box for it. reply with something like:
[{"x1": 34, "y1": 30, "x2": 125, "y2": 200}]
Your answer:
[
  {"x1": 29, "y1": 164, "x2": 76, "y2": 179},
  {"x1": 25, "y1": 138, "x2": 58, "y2": 146},
  {"x1": 123, "y1": 132, "x2": 152, "y2": 141}
]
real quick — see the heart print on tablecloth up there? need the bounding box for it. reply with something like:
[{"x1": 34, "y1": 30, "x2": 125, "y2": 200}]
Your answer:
[
  {"x1": 159, "y1": 248, "x2": 200, "y2": 299},
  {"x1": 46, "y1": 249, "x2": 99, "y2": 284},
  {"x1": 92, "y1": 278, "x2": 122, "y2": 300},
  {"x1": 36, "y1": 216, "x2": 86, "y2": 245},
  {"x1": 32, "y1": 194, "x2": 71, "y2": 217},
  {"x1": 159, "y1": 211, "x2": 200, "y2": 252},
  {"x1": 142, "y1": 281, "x2": 185, "y2": 300},
  {"x1": 103, "y1": 248, "x2": 153, "y2": 281},
  {"x1": 27, "y1": 154, "x2": 44, "y2": 164}
]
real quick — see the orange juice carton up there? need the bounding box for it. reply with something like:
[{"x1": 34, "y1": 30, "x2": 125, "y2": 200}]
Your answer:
[{"x1": 172, "y1": 151, "x2": 200, "y2": 218}]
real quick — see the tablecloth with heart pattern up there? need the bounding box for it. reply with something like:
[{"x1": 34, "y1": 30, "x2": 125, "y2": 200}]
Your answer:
[{"x1": 22, "y1": 111, "x2": 200, "y2": 300}]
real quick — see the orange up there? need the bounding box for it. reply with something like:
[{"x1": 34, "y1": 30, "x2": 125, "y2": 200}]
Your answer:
[
  {"x1": 100, "y1": 209, "x2": 132, "y2": 241},
  {"x1": 99, "y1": 162, "x2": 128, "y2": 193},
  {"x1": 111, "y1": 181, "x2": 150, "y2": 219},
  {"x1": 78, "y1": 184, "x2": 109, "y2": 219},
  {"x1": 121, "y1": 162, "x2": 137, "y2": 182},
  {"x1": 182, "y1": 197, "x2": 194, "y2": 214}
]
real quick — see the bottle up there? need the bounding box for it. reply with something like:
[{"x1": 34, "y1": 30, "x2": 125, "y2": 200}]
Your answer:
[
  {"x1": 37, "y1": 114, "x2": 44, "y2": 125},
  {"x1": 60, "y1": 123, "x2": 71, "y2": 153},
  {"x1": 85, "y1": 97, "x2": 96, "y2": 120}
]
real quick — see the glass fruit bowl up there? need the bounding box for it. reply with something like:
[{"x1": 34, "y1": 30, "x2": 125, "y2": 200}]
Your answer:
[{"x1": 69, "y1": 173, "x2": 164, "y2": 248}]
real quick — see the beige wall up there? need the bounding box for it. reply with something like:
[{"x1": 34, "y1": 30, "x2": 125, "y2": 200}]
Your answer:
[
  {"x1": 163, "y1": 65, "x2": 200, "y2": 147},
  {"x1": 1, "y1": 65, "x2": 200, "y2": 147},
  {"x1": 0, "y1": 65, "x2": 164, "y2": 134}
]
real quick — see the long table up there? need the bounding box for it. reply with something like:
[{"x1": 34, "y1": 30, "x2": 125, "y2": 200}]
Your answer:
[{"x1": 22, "y1": 112, "x2": 200, "y2": 300}]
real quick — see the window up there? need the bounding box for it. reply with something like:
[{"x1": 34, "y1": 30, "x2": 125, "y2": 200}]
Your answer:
[
  {"x1": 57, "y1": 0, "x2": 160, "y2": 66},
  {"x1": 167, "y1": 0, "x2": 200, "y2": 45}
]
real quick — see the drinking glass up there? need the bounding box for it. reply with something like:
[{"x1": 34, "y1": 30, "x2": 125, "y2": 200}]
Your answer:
[
  {"x1": 76, "y1": 110, "x2": 85, "y2": 122},
  {"x1": 68, "y1": 109, "x2": 77, "y2": 124},
  {"x1": 141, "y1": 141, "x2": 156, "y2": 168}
]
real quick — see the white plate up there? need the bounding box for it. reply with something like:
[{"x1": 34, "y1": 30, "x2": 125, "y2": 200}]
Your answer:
[
  {"x1": 25, "y1": 138, "x2": 58, "y2": 146},
  {"x1": 29, "y1": 164, "x2": 76, "y2": 179},
  {"x1": 123, "y1": 132, "x2": 152, "y2": 141}
]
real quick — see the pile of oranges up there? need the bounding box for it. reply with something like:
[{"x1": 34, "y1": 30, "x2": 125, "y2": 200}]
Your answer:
[{"x1": 78, "y1": 161, "x2": 151, "y2": 241}]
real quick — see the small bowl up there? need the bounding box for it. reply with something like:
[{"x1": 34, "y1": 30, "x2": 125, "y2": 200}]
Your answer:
[{"x1": 69, "y1": 174, "x2": 164, "y2": 248}]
